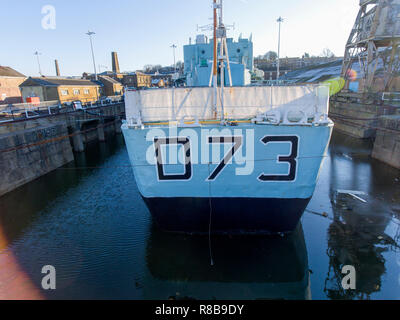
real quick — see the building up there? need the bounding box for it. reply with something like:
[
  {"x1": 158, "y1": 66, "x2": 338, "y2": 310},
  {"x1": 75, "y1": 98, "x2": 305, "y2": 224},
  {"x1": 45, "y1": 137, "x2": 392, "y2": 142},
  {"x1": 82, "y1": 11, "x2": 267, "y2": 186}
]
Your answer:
[
  {"x1": 98, "y1": 76, "x2": 124, "y2": 96},
  {"x1": 122, "y1": 72, "x2": 152, "y2": 88},
  {"x1": 150, "y1": 71, "x2": 174, "y2": 87},
  {"x1": 19, "y1": 77, "x2": 103, "y2": 104},
  {"x1": 255, "y1": 56, "x2": 341, "y2": 81},
  {"x1": 83, "y1": 71, "x2": 124, "y2": 82},
  {"x1": 151, "y1": 78, "x2": 165, "y2": 88},
  {"x1": 184, "y1": 34, "x2": 254, "y2": 87},
  {"x1": 0, "y1": 66, "x2": 26, "y2": 104}
]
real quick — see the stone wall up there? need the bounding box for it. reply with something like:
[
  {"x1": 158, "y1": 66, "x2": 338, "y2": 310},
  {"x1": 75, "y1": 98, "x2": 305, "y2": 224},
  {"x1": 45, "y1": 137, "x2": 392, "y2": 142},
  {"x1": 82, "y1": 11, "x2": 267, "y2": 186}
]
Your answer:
[
  {"x1": 0, "y1": 118, "x2": 74, "y2": 197},
  {"x1": 329, "y1": 100, "x2": 379, "y2": 139},
  {"x1": 0, "y1": 103, "x2": 125, "y2": 197},
  {"x1": 372, "y1": 116, "x2": 400, "y2": 169}
]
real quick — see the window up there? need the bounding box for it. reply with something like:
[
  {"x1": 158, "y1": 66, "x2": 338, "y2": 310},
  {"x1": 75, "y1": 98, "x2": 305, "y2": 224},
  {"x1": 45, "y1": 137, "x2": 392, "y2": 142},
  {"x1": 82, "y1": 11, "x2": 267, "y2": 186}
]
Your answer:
[
  {"x1": 73, "y1": 89, "x2": 80, "y2": 95},
  {"x1": 84, "y1": 89, "x2": 89, "y2": 95},
  {"x1": 61, "y1": 89, "x2": 69, "y2": 96}
]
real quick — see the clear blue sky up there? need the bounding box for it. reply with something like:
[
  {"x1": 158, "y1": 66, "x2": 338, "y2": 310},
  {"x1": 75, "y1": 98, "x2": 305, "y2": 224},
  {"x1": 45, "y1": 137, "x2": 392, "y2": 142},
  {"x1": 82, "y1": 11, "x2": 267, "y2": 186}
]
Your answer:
[{"x1": 1, "y1": 0, "x2": 359, "y2": 77}]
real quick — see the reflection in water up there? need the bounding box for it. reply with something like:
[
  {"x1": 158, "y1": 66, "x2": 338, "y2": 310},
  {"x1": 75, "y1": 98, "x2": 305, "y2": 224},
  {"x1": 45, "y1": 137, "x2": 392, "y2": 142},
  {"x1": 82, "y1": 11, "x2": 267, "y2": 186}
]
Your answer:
[
  {"x1": 324, "y1": 132, "x2": 400, "y2": 300},
  {"x1": 145, "y1": 224, "x2": 310, "y2": 300},
  {"x1": 325, "y1": 200, "x2": 388, "y2": 299}
]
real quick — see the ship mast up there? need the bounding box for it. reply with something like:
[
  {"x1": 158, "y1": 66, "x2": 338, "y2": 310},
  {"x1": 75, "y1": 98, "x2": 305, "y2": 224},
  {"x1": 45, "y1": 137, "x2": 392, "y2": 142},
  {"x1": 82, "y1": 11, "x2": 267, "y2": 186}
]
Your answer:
[
  {"x1": 210, "y1": 0, "x2": 232, "y2": 122},
  {"x1": 213, "y1": 0, "x2": 218, "y2": 119}
]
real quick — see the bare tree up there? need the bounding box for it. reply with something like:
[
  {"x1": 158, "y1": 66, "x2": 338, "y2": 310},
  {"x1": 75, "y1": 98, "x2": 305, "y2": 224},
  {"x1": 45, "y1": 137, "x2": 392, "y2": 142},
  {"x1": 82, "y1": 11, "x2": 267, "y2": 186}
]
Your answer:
[
  {"x1": 321, "y1": 48, "x2": 335, "y2": 58},
  {"x1": 264, "y1": 51, "x2": 278, "y2": 61}
]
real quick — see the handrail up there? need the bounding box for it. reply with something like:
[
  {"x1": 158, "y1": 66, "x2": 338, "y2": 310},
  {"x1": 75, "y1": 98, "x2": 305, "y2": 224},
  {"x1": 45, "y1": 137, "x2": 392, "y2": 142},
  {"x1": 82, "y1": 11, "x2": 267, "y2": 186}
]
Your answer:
[
  {"x1": 382, "y1": 92, "x2": 400, "y2": 102},
  {"x1": 0, "y1": 95, "x2": 124, "y2": 121}
]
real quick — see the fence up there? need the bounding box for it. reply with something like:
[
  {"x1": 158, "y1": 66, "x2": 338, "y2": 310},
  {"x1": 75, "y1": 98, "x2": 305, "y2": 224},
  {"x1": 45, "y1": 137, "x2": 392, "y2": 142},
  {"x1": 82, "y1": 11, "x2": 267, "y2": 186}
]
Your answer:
[
  {"x1": 382, "y1": 92, "x2": 400, "y2": 103},
  {"x1": 250, "y1": 79, "x2": 297, "y2": 86},
  {"x1": 0, "y1": 95, "x2": 124, "y2": 123}
]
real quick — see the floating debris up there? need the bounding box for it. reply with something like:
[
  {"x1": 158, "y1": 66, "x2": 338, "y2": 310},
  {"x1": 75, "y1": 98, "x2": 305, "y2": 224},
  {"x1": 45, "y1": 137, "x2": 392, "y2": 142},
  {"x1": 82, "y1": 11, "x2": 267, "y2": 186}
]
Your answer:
[
  {"x1": 335, "y1": 190, "x2": 367, "y2": 203},
  {"x1": 336, "y1": 190, "x2": 366, "y2": 196},
  {"x1": 306, "y1": 209, "x2": 330, "y2": 219},
  {"x1": 342, "y1": 153, "x2": 353, "y2": 160},
  {"x1": 348, "y1": 193, "x2": 367, "y2": 203}
]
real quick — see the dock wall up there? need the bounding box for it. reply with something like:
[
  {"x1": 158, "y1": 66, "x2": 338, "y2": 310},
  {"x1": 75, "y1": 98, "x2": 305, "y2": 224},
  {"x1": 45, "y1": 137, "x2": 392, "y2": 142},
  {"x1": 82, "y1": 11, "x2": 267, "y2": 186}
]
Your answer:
[
  {"x1": 329, "y1": 93, "x2": 382, "y2": 139},
  {"x1": 0, "y1": 103, "x2": 124, "y2": 197},
  {"x1": 372, "y1": 116, "x2": 400, "y2": 169},
  {"x1": 0, "y1": 119, "x2": 74, "y2": 197},
  {"x1": 329, "y1": 92, "x2": 400, "y2": 170}
]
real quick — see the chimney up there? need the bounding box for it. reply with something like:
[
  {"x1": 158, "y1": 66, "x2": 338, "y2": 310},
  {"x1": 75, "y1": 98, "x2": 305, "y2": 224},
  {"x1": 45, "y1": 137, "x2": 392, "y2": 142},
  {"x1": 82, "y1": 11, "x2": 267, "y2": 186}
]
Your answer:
[
  {"x1": 55, "y1": 59, "x2": 60, "y2": 76},
  {"x1": 111, "y1": 52, "x2": 120, "y2": 74}
]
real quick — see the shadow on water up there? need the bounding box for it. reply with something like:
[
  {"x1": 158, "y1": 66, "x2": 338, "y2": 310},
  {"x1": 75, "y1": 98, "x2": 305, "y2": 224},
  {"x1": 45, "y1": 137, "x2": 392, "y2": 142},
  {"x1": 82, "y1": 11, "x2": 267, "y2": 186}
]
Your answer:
[
  {"x1": 0, "y1": 135, "x2": 142, "y2": 299},
  {"x1": 322, "y1": 130, "x2": 400, "y2": 300},
  {"x1": 0, "y1": 137, "x2": 125, "y2": 245},
  {"x1": 145, "y1": 224, "x2": 310, "y2": 300}
]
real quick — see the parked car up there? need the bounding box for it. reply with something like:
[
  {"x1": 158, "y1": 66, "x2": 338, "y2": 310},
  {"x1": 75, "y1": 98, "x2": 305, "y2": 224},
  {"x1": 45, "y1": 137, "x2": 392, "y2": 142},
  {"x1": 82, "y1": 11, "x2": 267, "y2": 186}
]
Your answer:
[
  {"x1": 71, "y1": 100, "x2": 83, "y2": 110},
  {"x1": 98, "y1": 97, "x2": 112, "y2": 106}
]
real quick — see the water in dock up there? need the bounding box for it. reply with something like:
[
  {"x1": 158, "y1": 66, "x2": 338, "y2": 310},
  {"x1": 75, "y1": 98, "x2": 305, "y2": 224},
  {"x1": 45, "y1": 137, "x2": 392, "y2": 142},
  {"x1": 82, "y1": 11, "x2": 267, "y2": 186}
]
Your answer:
[{"x1": 0, "y1": 131, "x2": 399, "y2": 300}]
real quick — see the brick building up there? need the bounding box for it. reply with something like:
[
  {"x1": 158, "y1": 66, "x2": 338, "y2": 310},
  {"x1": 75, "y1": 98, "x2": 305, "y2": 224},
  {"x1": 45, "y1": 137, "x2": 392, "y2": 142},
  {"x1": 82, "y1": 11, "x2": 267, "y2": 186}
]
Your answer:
[
  {"x1": 0, "y1": 66, "x2": 26, "y2": 104},
  {"x1": 122, "y1": 72, "x2": 152, "y2": 88},
  {"x1": 98, "y1": 76, "x2": 124, "y2": 96},
  {"x1": 19, "y1": 77, "x2": 103, "y2": 104}
]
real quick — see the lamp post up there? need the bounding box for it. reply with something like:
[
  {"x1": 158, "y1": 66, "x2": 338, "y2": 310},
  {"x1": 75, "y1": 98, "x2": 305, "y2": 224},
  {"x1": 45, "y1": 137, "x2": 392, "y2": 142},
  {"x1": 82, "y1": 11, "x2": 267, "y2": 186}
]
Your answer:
[
  {"x1": 34, "y1": 51, "x2": 42, "y2": 76},
  {"x1": 86, "y1": 31, "x2": 98, "y2": 81},
  {"x1": 170, "y1": 44, "x2": 177, "y2": 74},
  {"x1": 276, "y1": 16, "x2": 284, "y2": 80}
]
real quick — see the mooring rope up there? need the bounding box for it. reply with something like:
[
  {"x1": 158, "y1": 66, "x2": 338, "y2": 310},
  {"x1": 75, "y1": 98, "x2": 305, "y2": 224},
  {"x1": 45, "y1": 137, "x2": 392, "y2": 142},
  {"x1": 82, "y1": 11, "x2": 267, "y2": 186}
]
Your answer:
[{"x1": 208, "y1": 163, "x2": 214, "y2": 267}]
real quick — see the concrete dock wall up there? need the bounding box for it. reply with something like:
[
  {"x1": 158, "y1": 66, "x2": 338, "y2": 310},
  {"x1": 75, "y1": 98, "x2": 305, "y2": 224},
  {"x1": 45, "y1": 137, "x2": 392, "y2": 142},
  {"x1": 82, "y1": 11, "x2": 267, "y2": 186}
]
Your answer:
[
  {"x1": 0, "y1": 103, "x2": 125, "y2": 197},
  {"x1": 0, "y1": 119, "x2": 74, "y2": 197},
  {"x1": 329, "y1": 94, "x2": 380, "y2": 138},
  {"x1": 329, "y1": 102, "x2": 378, "y2": 138},
  {"x1": 372, "y1": 116, "x2": 400, "y2": 169},
  {"x1": 329, "y1": 92, "x2": 400, "y2": 170},
  {"x1": 329, "y1": 92, "x2": 400, "y2": 139}
]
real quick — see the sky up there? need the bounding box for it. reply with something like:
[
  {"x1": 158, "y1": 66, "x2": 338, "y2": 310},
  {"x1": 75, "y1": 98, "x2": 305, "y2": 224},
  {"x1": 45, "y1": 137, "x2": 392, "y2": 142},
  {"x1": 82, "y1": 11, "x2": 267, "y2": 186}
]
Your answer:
[{"x1": 0, "y1": 0, "x2": 360, "y2": 77}]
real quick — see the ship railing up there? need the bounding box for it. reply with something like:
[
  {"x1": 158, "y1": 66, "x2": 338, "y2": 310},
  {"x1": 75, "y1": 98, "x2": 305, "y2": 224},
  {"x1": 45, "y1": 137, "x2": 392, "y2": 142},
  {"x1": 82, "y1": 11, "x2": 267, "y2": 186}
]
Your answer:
[
  {"x1": 0, "y1": 96, "x2": 124, "y2": 123},
  {"x1": 250, "y1": 79, "x2": 297, "y2": 86},
  {"x1": 382, "y1": 92, "x2": 400, "y2": 103},
  {"x1": 125, "y1": 85, "x2": 331, "y2": 126}
]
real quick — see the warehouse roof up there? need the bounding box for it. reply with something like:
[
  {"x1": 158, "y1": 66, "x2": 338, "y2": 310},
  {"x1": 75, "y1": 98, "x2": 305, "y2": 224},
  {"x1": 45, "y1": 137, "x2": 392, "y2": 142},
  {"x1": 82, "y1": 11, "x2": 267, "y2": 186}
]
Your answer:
[
  {"x1": 0, "y1": 66, "x2": 26, "y2": 78},
  {"x1": 20, "y1": 77, "x2": 102, "y2": 87}
]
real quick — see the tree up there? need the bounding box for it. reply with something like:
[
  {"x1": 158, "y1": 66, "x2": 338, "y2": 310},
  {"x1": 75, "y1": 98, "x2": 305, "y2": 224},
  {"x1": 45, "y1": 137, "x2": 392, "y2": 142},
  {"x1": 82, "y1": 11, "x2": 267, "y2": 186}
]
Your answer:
[
  {"x1": 264, "y1": 51, "x2": 278, "y2": 61},
  {"x1": 321, "y1": 48, "x2": 335, "y2": 58},
  {"x1": 143, "y1": 64, "x2": 162, "y2": 74},
  {"x1": 143, "y1": 64, "x2": 154, "y2": 73},
  {"x1": 302, "y1": 52, "x2": 310, "y2": 59},
  {"x1": 175, "y1": 61, "x2": 184, "y2": 73}
]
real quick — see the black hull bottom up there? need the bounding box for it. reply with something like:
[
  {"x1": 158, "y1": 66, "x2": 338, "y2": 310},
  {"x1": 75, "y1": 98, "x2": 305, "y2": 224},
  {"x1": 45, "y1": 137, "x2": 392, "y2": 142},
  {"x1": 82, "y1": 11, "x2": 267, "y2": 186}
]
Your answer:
[{"x1": 142, "y1": 197, "x2": 311, "y2": 235}]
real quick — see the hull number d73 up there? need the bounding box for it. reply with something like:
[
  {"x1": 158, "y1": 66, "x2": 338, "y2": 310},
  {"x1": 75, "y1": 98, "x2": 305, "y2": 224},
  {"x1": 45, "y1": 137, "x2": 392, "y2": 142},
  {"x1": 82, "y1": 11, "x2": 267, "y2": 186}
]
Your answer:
[{"x1": 154, "y1": 135, "x2": 299, "y2": 182}]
